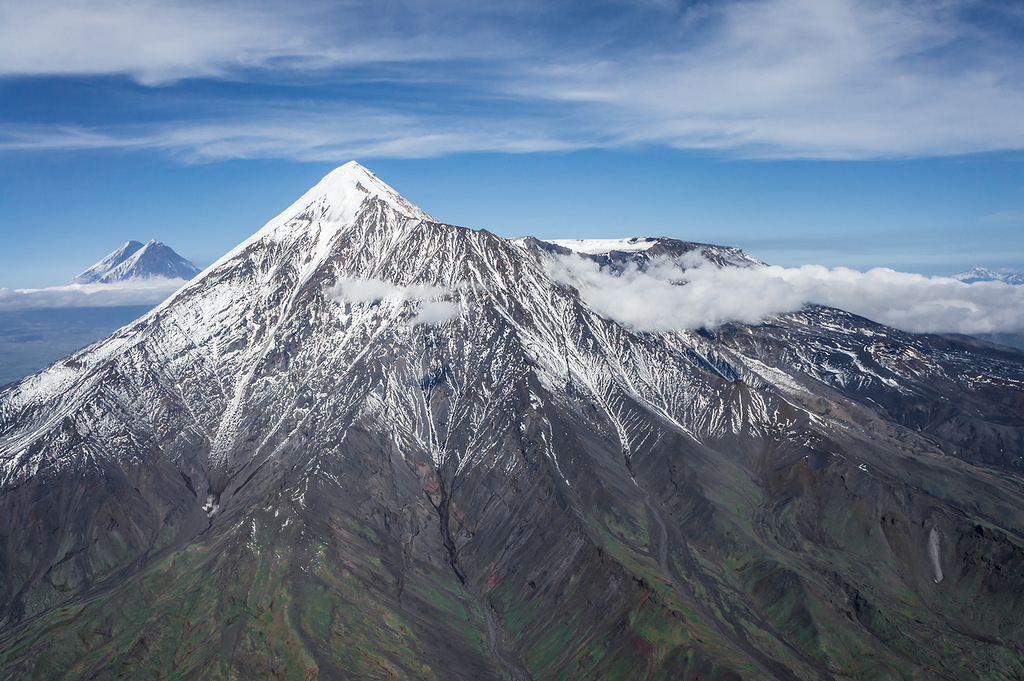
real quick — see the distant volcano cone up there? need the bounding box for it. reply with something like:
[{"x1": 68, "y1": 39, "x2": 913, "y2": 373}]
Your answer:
[{"x1": 72, "y1": 239, "x2": 200, "y2": 283}]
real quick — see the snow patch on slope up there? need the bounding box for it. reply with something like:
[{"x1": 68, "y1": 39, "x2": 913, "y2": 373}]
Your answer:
[{"x1": 928, "y1": 526, "x2": 944, "y2": 584}]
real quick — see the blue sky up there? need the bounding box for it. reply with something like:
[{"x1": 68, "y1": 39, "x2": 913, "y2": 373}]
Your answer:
[{"x1": 2, "y1": 0, "x2": 1024, "y2": 288}]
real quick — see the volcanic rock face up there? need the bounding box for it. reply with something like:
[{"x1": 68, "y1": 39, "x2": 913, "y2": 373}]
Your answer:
[{"x1": 2, "y1": 162, "x2": 1023, "y2": 680}]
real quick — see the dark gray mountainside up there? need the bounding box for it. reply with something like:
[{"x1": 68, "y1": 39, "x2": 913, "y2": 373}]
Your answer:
[
  {"x1": 972, "y1": 332, "x2": 1024, "y2": 351},
  {"x1": 71, "y1": 239, "x2": 200, "y2": 284},
  {"x1": 1, "y1": 163, "x2": 1023, "y2": 680}
]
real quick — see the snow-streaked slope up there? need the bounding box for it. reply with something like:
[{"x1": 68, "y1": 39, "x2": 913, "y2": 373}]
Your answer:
[
  {"x1": 71, "y1": 240, "x2": 144, "y2": 283},
  {"x1": 3, "y1": 161, "x2": 1020, "y2": 485}
]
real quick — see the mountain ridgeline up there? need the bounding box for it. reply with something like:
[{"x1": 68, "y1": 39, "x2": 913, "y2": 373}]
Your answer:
[{"x1": 1, "y1": 163, "x2": 1023, "y2": 680}]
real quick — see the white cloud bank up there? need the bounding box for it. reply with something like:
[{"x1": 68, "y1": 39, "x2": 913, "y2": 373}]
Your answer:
[
  {"x1": 0, "y1": 278, "x2": 186, "y2": 311},
  {"x1": 551, "y1": 254, "x2": 1024, "y2": 336},
  {"x1": 326, "y1": 278, "x2": 459, "y2": 326}
]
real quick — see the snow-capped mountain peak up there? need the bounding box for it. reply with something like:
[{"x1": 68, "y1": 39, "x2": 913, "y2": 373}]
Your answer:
[
  {"x1": 70, "y1": 240, "x2": 144, "y2": 283},
  {"x1": 260, "y1": 160, "x2": 433, "y2": 237},
  {"x1": 196, "y1": 161, "x2": 436, "y2": 281},
  {"x1": 71, "y1": 239, "x2": 200, "y2": 284},
  {"x1": 954, "y1": 266, "x2": 1024, "y2": 285}
]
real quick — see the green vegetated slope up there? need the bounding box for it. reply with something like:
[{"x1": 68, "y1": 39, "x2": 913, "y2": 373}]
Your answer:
[
  {"x1": 1, "y1": 487, "x2": 497, "y2": 681},
  {"x1": 0, "y1": 477, "x2": 745, "y2": 680},
  {"x1": 4, "y1": 396, "x2": 1023, "y2": 681}
]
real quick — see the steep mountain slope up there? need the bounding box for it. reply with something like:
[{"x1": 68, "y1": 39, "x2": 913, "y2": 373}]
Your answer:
[
  {"x1": 71, "y1": 240, "x2": 145, "y2": 283},
  {"x1": 1, "y1": 163, "x2": 1023, "y2": 680},
  {"x1": 71, "y1": 239, "x2": 200, "y2": 284}
]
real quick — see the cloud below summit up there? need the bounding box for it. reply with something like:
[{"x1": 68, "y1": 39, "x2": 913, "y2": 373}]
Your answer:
[
  {"x1": 0, "y1": 279, "x2": 186, "y2": 311},
  {"x1": 326, "y1": 278, "x2": 459, "y2": 325},
  {"x1": 551, "y1": 255, "x2": 1024, "y2": 336}
]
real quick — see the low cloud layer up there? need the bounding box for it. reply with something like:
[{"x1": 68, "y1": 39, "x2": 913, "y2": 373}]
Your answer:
[
  {"x1": 0, "y1": 279, "x2": 186, "y2": 311},
  {"x1": 326, "y1": 278, "x2": 459, "y2": 326},
  {"x1": 552, "y1": 254, "x2": 1024, "y2": 336}
]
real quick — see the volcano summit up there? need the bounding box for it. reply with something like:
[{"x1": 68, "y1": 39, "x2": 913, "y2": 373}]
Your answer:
[{"x1": 1, "y1": 163, "x2": 1022, "y2": 680}]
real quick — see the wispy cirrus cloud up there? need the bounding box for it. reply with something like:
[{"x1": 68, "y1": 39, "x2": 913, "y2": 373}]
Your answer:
[
  {"x1": 980, "y1": 211, "x2": 1024, "y2": 224},
  {"x1": 0, "y1": 0, "x2": 536, "y2": 83},
  {"x1": 0, "y1": 0, "x2": 431, "y2": 84},
  {"x1": 2, "y1": 0, "x2": 1024, "y2": 160},
  {"x1": 0, "y1": 113, "x2": 573, "y2": 162},
  {"x1": 523, "y1": 0, "x2": 1024, "y2": 159}
]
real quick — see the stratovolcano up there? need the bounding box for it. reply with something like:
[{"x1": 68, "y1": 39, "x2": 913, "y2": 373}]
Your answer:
[{"x1": 1, "y1": 163, "x2": 1023, "y2": 680}]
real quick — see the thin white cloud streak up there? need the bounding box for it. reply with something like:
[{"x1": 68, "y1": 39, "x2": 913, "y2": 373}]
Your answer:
[
  {"x1": 327, "y1": 277, "x2": 449, "y2": 304},
  {"x1": 411, "y1": 300, "x2": 460, "y2": 326},
  {"x1": 2, "y1": 0, "x2": 1024, "y2": 159},
  {"x1": 0, "y1": 114, "x2": 572, "y2": 162},
  {"x1": 551, "y1": 254, "x2": 1024, "y2": 335},
  {"x1": 0, "y1": 0, "x2": 524, "y2": 83},
  {"x1": 979, "y1": 211, "x2": 1024, "y2": 224},
  {"x1": 0, "y1": 0, "x2": 287, "y2": 84},
  {"x1": 0, "y1": 279, "x2": 186, "y2": 311},
  {"x1": 326, "y1": 278, "x2": 459, "y2": 325}
]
